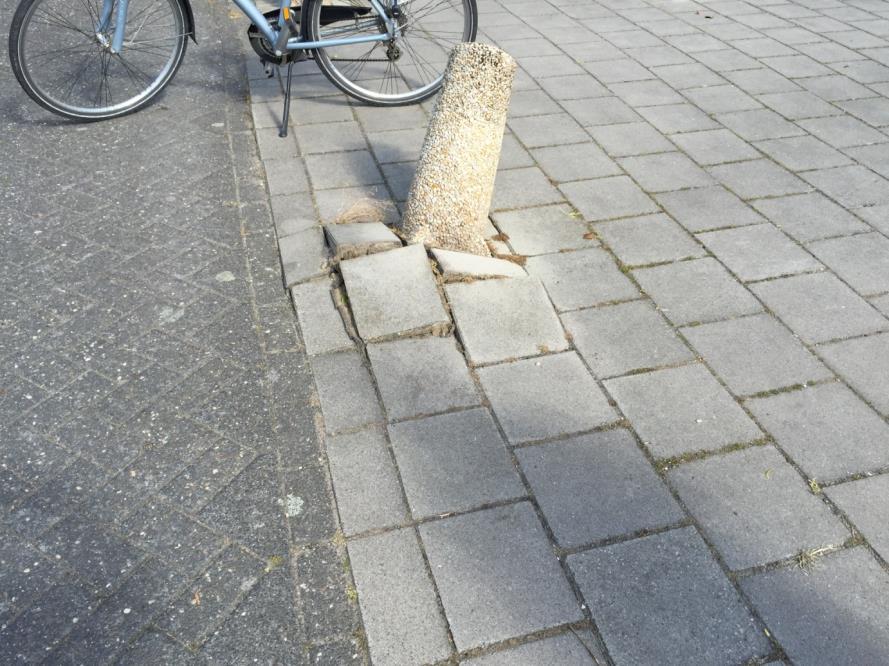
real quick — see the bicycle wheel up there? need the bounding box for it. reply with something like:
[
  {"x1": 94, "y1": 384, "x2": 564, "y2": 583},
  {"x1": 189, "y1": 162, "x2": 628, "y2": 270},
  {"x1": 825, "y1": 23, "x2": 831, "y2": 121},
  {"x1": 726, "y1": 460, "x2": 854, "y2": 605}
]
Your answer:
[
  {"x1": 9, "y1": 0, "x2": 188, "y2": 121},
  {"x1": 305, "y1": 0, "x2": 477, "y2": 106}
]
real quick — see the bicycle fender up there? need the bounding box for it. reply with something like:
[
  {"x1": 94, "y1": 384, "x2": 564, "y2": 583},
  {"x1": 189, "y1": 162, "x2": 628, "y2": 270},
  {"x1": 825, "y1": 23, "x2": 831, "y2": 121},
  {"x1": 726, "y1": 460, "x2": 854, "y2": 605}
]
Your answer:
[{"x1": 179, "y1": 0, "x2": 198, "y2": 42}]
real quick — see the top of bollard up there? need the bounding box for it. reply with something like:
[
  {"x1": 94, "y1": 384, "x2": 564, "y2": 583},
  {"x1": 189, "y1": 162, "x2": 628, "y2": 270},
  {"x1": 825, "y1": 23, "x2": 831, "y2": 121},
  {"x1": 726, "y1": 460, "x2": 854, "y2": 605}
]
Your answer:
[{"x1": 437, "y1": 42, "x2": 517, "y2": 123}]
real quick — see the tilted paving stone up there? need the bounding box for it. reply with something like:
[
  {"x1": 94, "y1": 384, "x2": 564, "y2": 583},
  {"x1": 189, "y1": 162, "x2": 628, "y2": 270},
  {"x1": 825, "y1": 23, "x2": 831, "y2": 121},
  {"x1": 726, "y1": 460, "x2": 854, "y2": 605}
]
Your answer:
[
  {"x1": 279, "y1": 226, "x2": 330, "y2": 286},
  {"x1": 568, "y1": 527, "x2": 770, "y2": 665},
  {"x1": 419, "y1": 502, "x2": 584, "y2": 652},
  {"x1": 668, "y1": 446, "x2": 849, "y2": 570},
  {"x1": 310, "y1": 350, "x2": 383, "y2": 433},
  {"x1": 478, "y1": 352, "x2": 617, "y2": 444},
  {"x1": 817, "y1": 332, "x2": 889, "y2": 416},
  {"x1": 445, "y1": 277, "x2": 569, "y2": 365},
  {"x1": 323, "y1": 221, "x2": 402, "y2": 260},
  {"x1": 605, "y1": 364, "x2": 762, "y2": 459},
  {"x1": 491, "y1": 204, "x2": 598, "y2": 255},
  {"x1": 826, "y1": 474, "x2": 889, "y2": 563},
  {"x1": 461, "y1": 632, "x2": 598, "y2": 665},
  {"x1": 367, "y1": 336, "x2": 480, "y2": 420},
  {"x1": 290, "y1": 278, "x2": 353, "y2": 356},
  {"x1": 595, "y1": 213, "x2": 706, "y2": 266},
  {"x1": 808, "y1": 232, "x2": 889, "y2": 296},
  {"x1": 430, "y1": 248, "x2": 526, "y2": 282},
  {"x1": 741, "y1": 548, "x2": 889, "y2": 664}
]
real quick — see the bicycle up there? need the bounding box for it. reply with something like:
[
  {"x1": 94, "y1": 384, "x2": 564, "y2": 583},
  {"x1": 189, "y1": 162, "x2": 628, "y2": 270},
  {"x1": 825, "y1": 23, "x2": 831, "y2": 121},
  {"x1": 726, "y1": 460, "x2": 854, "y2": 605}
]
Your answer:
[{"x1": 8, "y1": 0, "x2": 478, "y2": 135}]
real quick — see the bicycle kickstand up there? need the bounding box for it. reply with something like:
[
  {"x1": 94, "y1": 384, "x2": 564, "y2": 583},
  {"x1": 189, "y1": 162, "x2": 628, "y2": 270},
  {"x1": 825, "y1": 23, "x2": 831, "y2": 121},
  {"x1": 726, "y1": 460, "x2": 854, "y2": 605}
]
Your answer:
[{"x1": 279, "y1": 59, "x2": 295, "y2": 138}]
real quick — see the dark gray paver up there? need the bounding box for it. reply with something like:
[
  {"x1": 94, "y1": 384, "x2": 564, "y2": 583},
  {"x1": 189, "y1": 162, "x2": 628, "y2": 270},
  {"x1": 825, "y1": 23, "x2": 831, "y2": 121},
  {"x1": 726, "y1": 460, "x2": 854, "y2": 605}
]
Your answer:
[
  {"x1": 656, "y1": 185, "x2": 765, "y2": 232},
  {"x1": 462, "y1": 632, "x2": 597, "y2": 665},
  {"x1": 478, "y1": 352, "x2": 617, "y2": 444},
  {"x1": 827, "y1": 474, "x2": 889, "y2": 562},
  {"x1": 595, "y1": 213, "x2": 706, "y2": 265},
  {"x1": 606, "y1": 364, "x2": 762, "y2": 459},
  {"x1": 420, "y1": 503, "x2": 584, "y2": 652},
  {"x1": 808, "y1": 232, "x2": 889, "y2": 295},
  {"x1": 311, "y1": 350, "x2": 383, "y2": 433},
  {"x1": 682, "y1": 314, "x2": 832, "y2": 396},
  {"x1": 568, "y1": 527, "x2": 770, "y2": 665},
  {"x1": 818, "y1": 333, "x2": 889, "y2": 416},
  {"x1": 517, "y1": 429, "x2": 684, "y2": 547},
  {"x1": 348, "y1": 529, "x2": 451, "y2": 666},
  {"x1": 388, "y1": 409, "x2": 524, "y2": 518},
  {"x1": 669, "y1": 446, "x2": 848, "y2": 570},
  {"x1": 742, "y1": 548, "x2": 889, "y2": 665}
]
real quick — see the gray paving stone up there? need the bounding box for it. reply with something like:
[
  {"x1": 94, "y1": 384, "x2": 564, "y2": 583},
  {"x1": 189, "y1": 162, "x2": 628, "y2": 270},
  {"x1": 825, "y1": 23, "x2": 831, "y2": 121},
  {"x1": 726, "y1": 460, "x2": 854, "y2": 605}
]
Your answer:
[
  {"x1": 606, "y1": 363, "x2": 762, "y2": 459},
  {"x1": 445, "y1": 277, "x2": 569, "y2": 364},
  {"x1": 652, "y1": 62, "x2": 726, "y2": 89},
  {"x1": 596, "y1": 213, "x2": 705, "y2": 266},
  {"x1": 669, "y1": 446, "x2": 848, "y2": 569},
  {"x1": 491, "y1": 204, "x2": 597, "y2": 256},
  {"x1": 508, "y1": 90, "x2": 568, "y2": 119},
  {"x1": 838, "y1": 97, "x2": 889, "y2": 126},
  {"x1": 263, "y1": 157, "x2": 311, "y2": 197},
  {"x1": 741, "y1": 548, "x2": 889, "y2": 665},
  {"x1": 314, "y1": 185, "x2": 398, "y2": 225},
  {"x1": 755, "y1": 135, "x2": 852, "y2": 171},
  {"x1": 310, "y1": 350, "x2": 383, "y2": 433},
  {"x1": 873, "y1": 294, "x2": 889, "y2": 317},
  {"x1": 633, "y1": 257, "x2": 762, "y2": 326},
  {"x1": 802, "y1": 165, "x2": 889, "y2": 209},
  {"x1": 478, "y1": 352, "x2": 617, "y2": 444},
  {"x1": 827, "y1": 475, "x2": 889, "y2": 562},
  {"x1": 562, "y1": 96, "x2": 642, "y2": 126},
  {"x1": 563, "y1": 300, "x2": 694, "y2": 378},
  {"x1": 656, "y1": 185, "x2": 765, "y2": 232},
  {"x1": 747, "y1": 383, "x2": 889, "y2": 482},
  {"x1": 339, "y1": 245, "x2": 449, "y2": 341},
  {"x1": 324, "y1": 222, "x2": 401, "y2": 260},
  {"x1": 568, "y1": 527, "x2": 769, "y2": 665},
  {"x1": 304, "y1": 150, "x2": 383, "y2": 190},
  {"x1": 527, "y1": 246, "x2": 639, "y2": 311},
  {"x1": 420, "y1": 503, "x2": 583, "y2": 651},
  {"x1": 798, "y1": 115, "x2": 889, "y2": 148},
  {"x1": 492, "y1": 166, "x2": 565, "y2": 211},
  {"x1": 498, "y1": 133, "x2": 534, "y2": 170},
  {"x1": 846, "y1": 142, "x2": 889, "y2": 180},
  {"x1": 836, "y1": 59, "x2": 889, "y2": 84},
  {"x1": 670, "y1": 128, "x2": 761, "y2": 165},
  {"x1": 348, "y1": 529, "x2": 451, "y2": 666},
  {"x1": 708, "y1": 159, "x2": 811, "y2": 200},
  {"x1": 620, "y1": 152, "x2": 715, "y2": 192},
  {"x1": 685, "y1": 84, "x2": 762, "y2": 113},
  {"x1": 561, "y1": 175, "x2": 659, "y2": 221},
  {"x1": 818, "y1": 333, "x2": 889, "y2": 416},
  {"x1": 531, "y1": 143, "x2": 622, "y2": 182},
  {"x1": 857, "y1": 203, "x2": 889, "y2": 235},
  {"x1": 723, "y1": 67, "x2": 801, "y2": 94},
  {"x1": 365, "y1": 128, "x2": 425, "y2": 164},
  {"x1": 279, "y1": 227, "x2": 329, "y2": 286},
  {"x1": 716, "y1": 108, "x2": 806, "y2": 141},
  {"x1": 294, "y1": 121, "x2": 366, "y2": 155},
  {"x1": 809, "y1": 232, "x2": 889, "y2": 295},
  {"x1": 751, "y1": 192, "x2": 870, "y2": 243},
  {"x1": 585, "y1": 58, "x2": 654, "y2": 84},
  {"x1": 462, "y1": 633, "x2": 596, "y2": 665},
  {"x1": 389, "y1": 408, "x2": 523, "y2": 517},
  {"x1": 509, "y1": 113, "x2": 590, "y2": 148},
  {"x1": 539, "y1": 74, "x2": 610, "y2": 100},
  {"x1": 367, "y1": 336, "x2": 479, "y2": 420},
  {"x1": 518, "y1": 429, "x2": 683, "y2": 547},
  {"x1": 694, "y1": 48, "x2": 762, "y2": 72},
  {"x1": 697, "y1": 223, "x2": 822, "y2": 282},
  {"x1": 798, "y1": 74, "x2": 875, "y2": 102},
  {"x1": 762, "y1": 54, "x2": 833, "y2": 78},
  {"x1": 637, "y1": 102, "x2": 721, "y2": 133},
  {"x1": 751, "y1": 273, "x2": 888, "y2": 344},
  {"x1": 587, "y1": 122, "x2": 675, "y2": 157},
  {"x1": 609, "y1": 80, "x2": 684, "y2": 107},
  {"x1": 290, "y1": 279, "x2": 352, "y2": 356},
  {"x1": 431, "y1": 248, "x2": 526, "y2": 282}
]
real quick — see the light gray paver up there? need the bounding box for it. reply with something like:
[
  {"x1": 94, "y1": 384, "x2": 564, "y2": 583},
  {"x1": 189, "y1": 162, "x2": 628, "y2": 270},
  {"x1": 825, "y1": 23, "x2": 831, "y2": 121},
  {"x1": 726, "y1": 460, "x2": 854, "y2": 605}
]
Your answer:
[
  {"x1": 445, "y1": 277, "x2": 569, "y2": 365},
  {"x1": 461, "y1": 633, "x2": 596, "y2": 665},
  {"x1": 708, "y1": 159, "x2": 810, "y2": 200},
  {"x1": 388, "y1": 408, "x2": 524, "y2": 518},
  {"x1": 587, "y1": 122, "x2": 675, "y2": 157},
  {"x1": 525, "y1": 247, "x2": 639, "y2": 311},
  {"x1": 669, "y1": 446, "x2": 848, "y2": 570},
  {"x1": 802, "y1": 165, "x2": 889, "y2": 209},
  {"x1": 491, "y1": 204, "x2": 597, "y2": 256},
  {"x1": 430, "y1": 248, "x2": 526, "y2": 281},
  {"x1": 290, "y1": 279, "x2": 352, "y2": 356},
  {"x1": 419, "y1": 503, "x2": 584, "y2": 652},
  {"x1": 637, "y1": 103, "x2": 721, "y2": 133},
  {"x1": 304, "y1": 150, "x2": 383, "y2": 190},
  {"x1": 279, "y1": 227, "x2": 329, "y2": 286},
  {"x1": 492, "y1": 166, "x2": 565, "y2": 211},
  {"x1": 531, "y1": 143, "x2": 622, "y2": 182},
  {"x1": 339, "y1": 245, "x2": 449, "y2": 341},
  {"x1": 509, "y1": 113, "x2": 590, "y2": 148},
  {"x1": 754, "y1": 135, "x2": 852, "y2": 171},
  {"x1": 751, "y1": 273, "x2": 888, "y2": 344},
  {"x1": 568, "y1": 527, "x2": 770, "y2": 665},
  {"x1": 741, "y1": 548, "x2": 889, "y2": 665},
  {"x1": 560, "y1": 175, "x2": 659, "y2": 221},
  {"x1": 633, "y1": 257, "x2": 762, "y2": 325},
  {"x1": 751, "y1": 192, "x2": 870, "y2": 243},
  {"x1": 562, "y1": 97, "x2": 642, "y2": 126},
  {"x1": 656, "y1": 185, "x2": 765, "y2": 232},
  {"x1": 563, "y1": 300, "x2": 694, "y2": 378},
  {"x1": 595, "y1": 213, "x2": 705, "y2": 266},
  {"x1": 827, "y1": 475, "x2": 889, "y2": 562},
  {"x1": 747, "y1": 383, "x2": 889, "y2": 482},
  {"x1": 311, "y1": 350, "x2": 383, "y2": 433},
  {"x1": 517, "y1": 429, "x2": 683, "y2": 547},
  {"x1": 367, "y1": 336, "x2": 480, "y2": 421},
  {"x1": 670, "y1": 128, "x2": 761, "y2": 165},
  {"x1": 808, "y1": 233, "x2": 889, "y2": 295},
  {"x1": 798, "y1": 115, "x2": 889, "y2": 148},
  {"x1": 348, "y1": 529, "x2": 451, "y2": 666},
  {"x1": 818, "y1": 333, "x2": 889, "y2": 416},
  {"x1": 323, "y1": 222, "x2": 401, "y2": 260},
  {"x1": 716, "y1": 109, "x2": 806, "y2": 141},
  {"x1": 478, "y1": 352, "x2": 617, "y2": 444},
  {"x1": 618, "y1": 152, "x2": 714, "y2": 192},
  {"x1": 326, "y1": 427, "x2": 407, "y2": 536},
  {"x1": 605, "y1": 363, "x2": 762, "y2": 459}
]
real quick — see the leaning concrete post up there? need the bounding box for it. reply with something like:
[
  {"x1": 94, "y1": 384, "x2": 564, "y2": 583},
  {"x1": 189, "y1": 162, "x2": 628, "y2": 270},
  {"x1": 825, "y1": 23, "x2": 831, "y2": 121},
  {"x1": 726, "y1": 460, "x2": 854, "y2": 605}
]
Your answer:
[{"x1": 401, "y1": 43, "x2": 517, "y2": 257}]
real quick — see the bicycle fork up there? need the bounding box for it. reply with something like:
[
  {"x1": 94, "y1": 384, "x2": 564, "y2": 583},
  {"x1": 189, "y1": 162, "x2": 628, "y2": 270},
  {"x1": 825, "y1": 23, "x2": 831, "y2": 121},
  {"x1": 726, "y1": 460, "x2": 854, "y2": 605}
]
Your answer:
[{"x1": 94, "y1": 0, "x2": 130, "y2": 53}]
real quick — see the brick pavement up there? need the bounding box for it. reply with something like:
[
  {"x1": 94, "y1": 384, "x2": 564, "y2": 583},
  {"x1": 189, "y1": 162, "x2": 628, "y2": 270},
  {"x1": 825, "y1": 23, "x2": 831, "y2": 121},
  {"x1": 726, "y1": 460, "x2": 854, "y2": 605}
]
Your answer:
[{"x1": 249, "y1": 0, "x2": 889, "y2": 663}]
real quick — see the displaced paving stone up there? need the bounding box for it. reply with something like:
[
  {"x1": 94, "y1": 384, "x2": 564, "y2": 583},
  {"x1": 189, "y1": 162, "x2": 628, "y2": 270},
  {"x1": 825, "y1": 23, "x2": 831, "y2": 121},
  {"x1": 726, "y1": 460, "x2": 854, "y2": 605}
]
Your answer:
[
  {"x1": 367, "y1": 336, "x2": 480, "y2": 420},
  {"x1": 526, "y1": 247, "x2": 639, "y2": 311},
  {"x1": 348, "y1": 529, "x2": 451, "y2": 666},
  {"x1": 563, "y1": 300, "x2": 693, "y2": 378},
  {"x1": 430, "y1": 248, "x2": 525, "y2": 282},
  {"x1": 446, "y1": 277, "x2": 568, "y2": 365},
  {"x1": 279, "y1": 227, "x2": 329, "y2": 286},
  {"x1": 324, "y1": 222, "x2": 401, "y2": 260},
  {"x1": 478, "y1": 352, "x2": 617, "y2": 444},
  {"x1": 633, "y1": 257, "x2": 762, "y2": 325},
  {"x1": 560, "y1": 175, "x2": 659, "y2": 221},
  {"x1": 491, "y1": 204, "x2": 597, "y2": 255},
  {"x1": 388, "y1": 408, "x2": 524, "y2": 518},
  {"x1": 808, "y1": 232, "x2": 889, "y2": 295},
  {"x1": 568, "y1": 527, "x2": 769, "y2": 665},
  {"x1": 420, "y1": 503, "x2": 583, "y2": 651},
  {"x1": 310, "y1": 351, "x2": 383, "y2": 433},
  {"x1": 669, "y1": 446, "x2": 848, "y2": 570},
  {"x1": 290, "y1": 279, "x2": 353, "y2": 356},
  {"x1": 326, "y1": 427, "x2": 407, "y2": 536},
  {"x1": 818, "y1": 333, "x2": 889, "y2": 416},
  {"x1": 605, "y1": 364, "x2": 762, "y2": 459},
  {"x1": 682, "y1": 314, "x2": 831, "y2": 396},
  {"x1": 340, "y1": 245, "x2": 449, "y2": 341},
  {"x1": 751, "y1": 273, "x2": 888, "y2": 344},
  {"x1": 462, "y1": 632, "x2": 597, "y2": 665},
  {"x1": 751, "y1": 192, "x2": 869, "y2": 243},
  {"x1": 742, "y1": 548, "x2": 889, "y2": 665},
  {"x1": 595, "y1": 213, "x2": 706, "y2": 266},
  {"x1": 827, "y1": 475, "x2": 889, "y2": 562},
  {"x1": 518, "y1": 429, "x2": 683, "y2": 547},
  {"x1": 656, "y1": 185, "x2": 765, "y2": 232}
]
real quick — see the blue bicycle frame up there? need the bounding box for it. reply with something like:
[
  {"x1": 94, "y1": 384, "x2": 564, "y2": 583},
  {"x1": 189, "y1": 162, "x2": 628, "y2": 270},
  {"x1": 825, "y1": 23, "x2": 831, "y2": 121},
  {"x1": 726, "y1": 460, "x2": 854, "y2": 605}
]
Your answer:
[{"x1": 97, "y1": 0, "x2": 398, "y2": 55}]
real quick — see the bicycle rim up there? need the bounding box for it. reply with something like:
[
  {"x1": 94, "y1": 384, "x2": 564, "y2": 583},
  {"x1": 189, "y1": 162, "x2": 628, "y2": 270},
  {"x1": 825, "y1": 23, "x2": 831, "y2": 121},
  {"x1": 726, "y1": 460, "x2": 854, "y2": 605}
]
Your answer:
[
  {"x1": 309, "y1": 0, "x2": 477, "y2": 105},
  {"x1": 15, "y1": 0, "x2": 186, "y2": 119}
]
